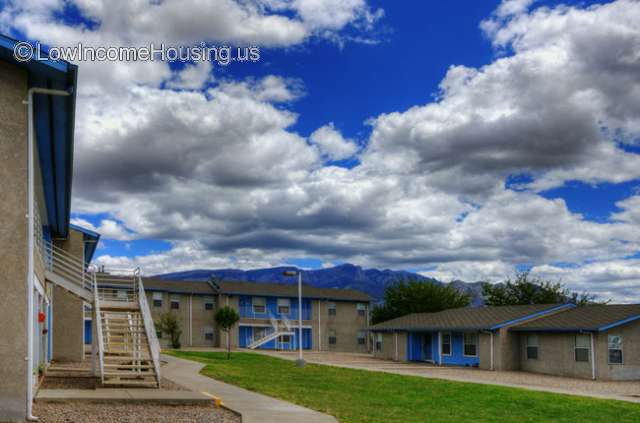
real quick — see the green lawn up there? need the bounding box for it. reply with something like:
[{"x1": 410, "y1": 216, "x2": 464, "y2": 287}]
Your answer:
[{"x1": 168, "y1": 351, "x2": 640, "y2": 423}]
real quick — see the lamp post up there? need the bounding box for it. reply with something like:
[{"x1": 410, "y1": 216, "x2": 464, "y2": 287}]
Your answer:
[{"x1": 283, "y1": 270, "x2": 305, "y2": 367}]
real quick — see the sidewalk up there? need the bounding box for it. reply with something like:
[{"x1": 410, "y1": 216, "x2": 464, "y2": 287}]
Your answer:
[{"x1": 161, "y1": 354, "x2": 338, "y2": 423}]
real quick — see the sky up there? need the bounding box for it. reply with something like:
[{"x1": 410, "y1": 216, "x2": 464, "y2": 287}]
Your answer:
[{"x1": 2, "y1": 0, "x2": 640, "y2": 302}]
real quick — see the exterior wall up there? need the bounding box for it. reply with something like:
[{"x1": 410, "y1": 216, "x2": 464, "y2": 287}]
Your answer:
[
  {"x1": 190, "y1": 295, "x2": 217, "y2": 347},
  {"x1": 0, "y1": 60, "x2": 29, "y2": 422},
  {"x1": 322, "y1": 300, "x2": 369, "y2": 353},
  {"x1": 218, "y1": 294, "x2": 240, "y2": 349},
  {"x1": 519, "y1": 332, "x2": 593, "y2": 379},
  {"x1": 597, "y1": 320, "x2": 640, "y2": 381},
  {"x1": 51, "y1": 230, "x2": 86, "y2": 362},
  {"x1": 405, "y1": 331, "x2": 480, "y2": 367},
  {"x1": 373, "y1": 332, "x2": 407, "y2": 361}
]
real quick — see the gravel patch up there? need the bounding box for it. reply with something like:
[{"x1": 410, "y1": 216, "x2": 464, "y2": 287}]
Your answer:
[
  {"x1": 33, "y1": 402, "x2": 240, "y2": 423},
  {"x1": 41, "y1": 377, "x2": 98, "y2": 390}
]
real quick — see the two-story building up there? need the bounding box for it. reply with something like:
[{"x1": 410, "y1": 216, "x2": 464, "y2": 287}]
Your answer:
[{"x1": 143, "y1": 278, "x2": 373, "y2": 353}]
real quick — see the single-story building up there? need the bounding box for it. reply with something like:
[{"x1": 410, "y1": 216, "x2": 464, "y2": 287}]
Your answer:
[{"x1": 369, "y1": 303, "x2": 640, "y2": 381}]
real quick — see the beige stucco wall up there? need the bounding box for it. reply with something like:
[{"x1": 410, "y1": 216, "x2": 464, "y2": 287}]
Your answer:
[
  {"x1": 519, "y1": 332, "x2": 593, "y2": 379},
  {"x1": 0, "y1": 60, "x2": 29, "y2": 422},
  {"x1": 51, "y1": 229, "x2": 86, "y2": 362},
  {"x1": 597, "y1": 320, "x2": 640, "y2": 381},
  {"x1": 372, "y1": 332, "x2": 407, "y2": 361},
  {"x1": 321, "y1": 300, "x2": 369, "y2": 353}
]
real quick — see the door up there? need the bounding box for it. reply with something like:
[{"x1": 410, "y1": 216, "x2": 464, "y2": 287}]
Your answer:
[
  {"x1": 279, "y1": 334, "x2": 291, "y2": 350},
  {"x1": 423, "y1": 334, "x2": 433, "y2": 361}
]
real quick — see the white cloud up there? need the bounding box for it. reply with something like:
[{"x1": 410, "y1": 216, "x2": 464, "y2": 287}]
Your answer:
[
  {"x1": 166, "y1": 60, "x2": 214, "y2": 90},
  {"x1": 70, "y1": 217, "x2": 135, "y2": 240},
  {"x1": 309, "y1": 123, "x2": 359, "y2": 161}
]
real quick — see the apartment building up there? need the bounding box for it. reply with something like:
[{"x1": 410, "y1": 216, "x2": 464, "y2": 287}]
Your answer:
[
  {"x1": 0, "y1": 35, "x2": 161, "y2": 422},
  {"x1": 143, "y1": 278, "x2": 373, "y2": 353},
  {"x1": 370, "y1": 303, "x2": 640, "y2": 381}
]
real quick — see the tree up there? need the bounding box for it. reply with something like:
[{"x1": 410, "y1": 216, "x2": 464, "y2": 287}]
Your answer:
[
  {"x1": 215, "y1": 306, "x2": 240, "y2": 359},
  {"x1": 482, "y1": 272, "x2": 601, "y2": 306},
  {"x1": 370, "y1": 279, "x2": 470, "y2": 325},
  {"x1": 156, "y1": 311, "x2": 182, "y2": 349}
]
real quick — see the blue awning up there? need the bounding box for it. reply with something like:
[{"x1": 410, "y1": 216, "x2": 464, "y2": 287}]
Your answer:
[{"x1": 0, "y1": 34, "x2": 78, "y2": 239}]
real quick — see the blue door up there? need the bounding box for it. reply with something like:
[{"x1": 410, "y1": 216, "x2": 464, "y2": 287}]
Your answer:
[
  {"x1": 84, "y1": 320, "x2": 92, "y2": 345},
  {"x1": 423, "y1": 334, "x2": 432, "y2": 361}
]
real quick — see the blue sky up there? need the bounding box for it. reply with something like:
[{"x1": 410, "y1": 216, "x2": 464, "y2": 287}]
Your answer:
[{"x1": 4, "y1": 0, "x2": 640, "y2": 301}]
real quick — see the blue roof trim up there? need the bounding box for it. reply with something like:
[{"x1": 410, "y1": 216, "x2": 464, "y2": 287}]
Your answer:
[
  {"x1": 490, "y1": 303, "x2": 576, "y2": 330},
  {"x1": 598, "y1": 314, "x2": 640, "y2": 332},
  {"x1": 0, "y1": 34, "x2": 77, "y2": 239}
]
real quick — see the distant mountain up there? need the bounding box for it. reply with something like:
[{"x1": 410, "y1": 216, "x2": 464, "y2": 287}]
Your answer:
[{"x1": 155, "y1": 263, "x2": 486, "y2": 306}]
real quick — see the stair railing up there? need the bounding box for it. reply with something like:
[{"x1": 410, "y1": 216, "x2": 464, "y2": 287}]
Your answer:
[
  {"x1": 92, "y1": 272, "x2": 105, "y2": 384},
  {"x1": 42, "y1": 239, "x2": 94, "y2": 292},
  {"x1": 137, "y1": 273, "x2": 161, "y2": 387}
]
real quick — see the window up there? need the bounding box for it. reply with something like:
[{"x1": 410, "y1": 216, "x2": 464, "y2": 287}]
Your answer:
[
  {"x1": 328, "y1": 329, "x2": 337, "y2": 345},
  {"x1": 357, "y1": 303, "x2": 366, "y2": 317},
  {"x1": 526, "y1": 334, "x2": 539, "y2": 360},
  {"x1": 328, "y1": 302, "x2": 337, "y2": 316},
  {"x1": 152, "y1": 292, "x2": 163, "y2": 308},
  {"x1": 441, "y1": 332, "x2": 452, "y2": 356},
  {"x1": 204, "y1": 327, "x2": 214, "y2": 342},
  {"x1": 357, "y1": 330, "x2": 366, "y2": 345},
  {"x1": 575, "y1": 334, "x2": 590, "y2": 362},
  {"x1": 204, "y1": 297, "x2": 215, "y2": 311},
  {"x1": 608, "y1": 335, "x2": 623, "y2": 364},
  {"x1": 463, "y1": 333, "x2": 478, "y2": 356},
  {"x1": 254, "y1": 327, "x2": 267, "y2": 342},
  {"x1": 277, "y1": 298, "x2": 290, "y2": 314},
  {"x1": 252, "y1": 297, "x2": 266, "y2": 314},
  {"x1": 375, "y1": 333, "x2": 383, "y2": 351},
  {"x1": 170, "y1": 294, "x2": 180, "y2": 310}
]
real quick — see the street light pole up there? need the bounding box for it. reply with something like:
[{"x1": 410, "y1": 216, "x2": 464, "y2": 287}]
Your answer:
[{"x1": 283, "y1": 270, "x2": 305, "y2": 367}]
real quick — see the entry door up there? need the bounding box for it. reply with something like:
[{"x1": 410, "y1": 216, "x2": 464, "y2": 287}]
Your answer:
[
  {"x1": 279, "y1": 335, "x2": 291, "y2": 350},
  {"x1": 423, "y1": 334, "x2": 433, "y2": 361}
]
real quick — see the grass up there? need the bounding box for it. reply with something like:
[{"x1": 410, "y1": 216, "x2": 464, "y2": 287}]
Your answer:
[{"x1": 168, "y1": 350, "x2": 640, "y2": 423}]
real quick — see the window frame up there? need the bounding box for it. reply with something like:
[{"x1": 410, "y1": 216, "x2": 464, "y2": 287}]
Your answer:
[
  {"x1": 252, "y1": 297, "x2": 266, "y2": 314},
  {"x1": 441, "y1": 332, "x2": 452, "y2": 356},
  {"x1": 328, "y1": 302, "x2": 337, "y2": 316},
  {"x1": 574, "y1": 334, "x2": 591, "y2": 363},
  {"x1": 328, "y1": 329, "x2": 337, "y2": 345},
  {"x1": 170, "y1": 294, "x2": 180, "y2": 310},
  {"x1": 152, "y1": 292, "x2": 163, "y2": 308},
  {"x1": 463, "y1": 332, "x2": 478, "y2": 357},
  {"x1": 357, "y1": 330, "x2": 366, "y2": 345},
  {"x1": 608, "y1": 334, "x2": 623, "y2": 365},
  {"x1": 277, "y1": 298, "x2": 291, "y2": 315},
  {"x1": 204, "y1": 296, "x2": 215, "y2": 311},
  {"x1": 356, "y1": 303, "x2": 366, "y2": 316},
  {"x1": 526, "y1": 334, "x2": 539, "y2": 360},
  {"x1": 204, "y1": 327, "x2": 214, "y2": 341}
]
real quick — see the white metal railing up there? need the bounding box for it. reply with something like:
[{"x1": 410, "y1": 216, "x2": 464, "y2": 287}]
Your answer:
[
  {"x1": 93, "y1": 273, "x2": 105, "y2": 384},
  {"x1": 95, "y1": 270, "x2": 138, "y2": 303},
  {"x1": 137, "y1": 274, "x2": 161, "y2": 386},
  {"x1": 41, "y1": 239, "x2": 94, "y2": 292}
]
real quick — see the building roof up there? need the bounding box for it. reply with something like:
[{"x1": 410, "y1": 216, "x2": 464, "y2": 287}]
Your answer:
[
  {"x1": 215, "y1": 280, "x2": 372, "y2": 302},
  {"x1": 510, "y1": 304, "x2": 640, "y2": 332},
  {"x1": 143, "y1": 277, "x2": 372, "y2": 301},
  {"x1": 0, "y1": 34, "x2": 78, "y2": 238},
  {"x1": 369, "y1": 304, "x2": 574, "y2": 332},
  {"x1": 142, "y1": 278, "x2": 216, "y2": 295}
]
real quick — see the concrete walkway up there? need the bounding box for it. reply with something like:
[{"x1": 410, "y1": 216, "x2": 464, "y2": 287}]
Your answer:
[
  {"x1": 255, "y1": 350, "x2": 640, "y2": 404},
  {"x1": 161, "y1": 354, "x2": 338, "y2": 423}
]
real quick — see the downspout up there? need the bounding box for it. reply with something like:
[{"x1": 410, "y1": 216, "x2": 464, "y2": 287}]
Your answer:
[
  {"x1": 590, "y1": 332, "x2": 596, "y2": 380},
  {"x1": 25, "y1": 87, "x2": 70, "y2": 422},
  {"x1": 189, "y1": 294, "x2": 193, "y2": 347}
]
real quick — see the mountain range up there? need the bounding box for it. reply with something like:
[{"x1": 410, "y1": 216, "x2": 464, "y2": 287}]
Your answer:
[{"x1": 155, "y1": 263, "x2": 486, "y2": 306}]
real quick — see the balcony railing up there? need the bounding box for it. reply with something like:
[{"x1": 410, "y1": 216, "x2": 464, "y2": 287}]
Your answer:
[{"x1": 239, "y1": 305, "x2": 311, "y2": 320}]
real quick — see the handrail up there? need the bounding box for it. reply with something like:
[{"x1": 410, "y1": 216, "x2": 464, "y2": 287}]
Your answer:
[
  {"x1": 42, "y1": 239, "x2": 94, "y2": 292},
  {"x1": 137, "y1": 275, "x2": 161, "y2": 387},
  {"x1": 93, "y1": 273, "x2": 105, "y2": 384}
]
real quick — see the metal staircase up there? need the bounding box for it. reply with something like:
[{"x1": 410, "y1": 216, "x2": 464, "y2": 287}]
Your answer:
[
  {"x1": 37, "y1": 237, "x2": 161, "y2": 388},
  {"x1": 248, "y1": 315, "x2": 295, "y2": 350}
]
